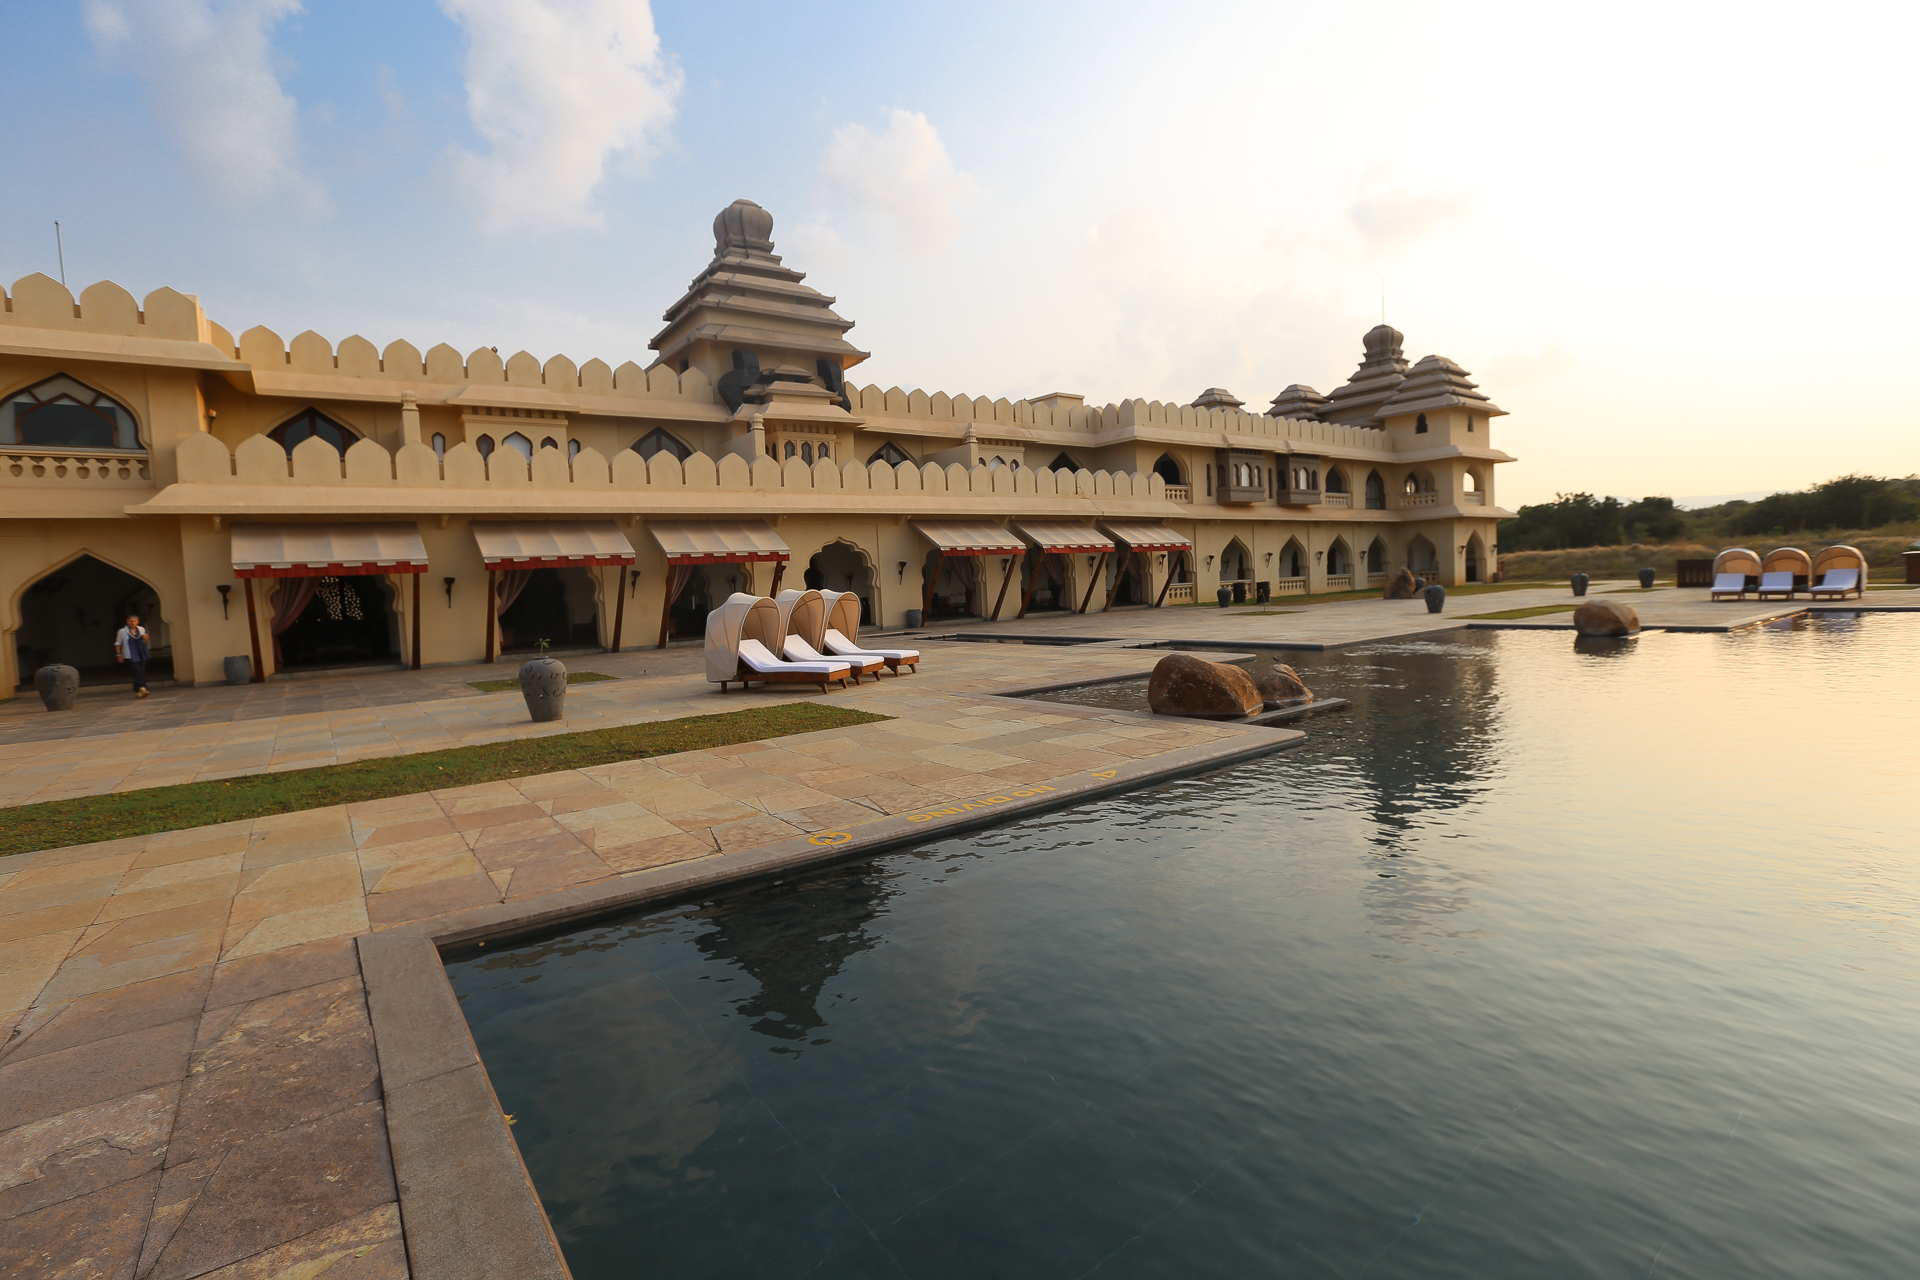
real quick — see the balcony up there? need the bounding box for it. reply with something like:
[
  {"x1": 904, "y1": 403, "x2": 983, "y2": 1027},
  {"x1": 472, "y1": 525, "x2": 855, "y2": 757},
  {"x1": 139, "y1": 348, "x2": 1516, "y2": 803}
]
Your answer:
[
  {"x1": 1400, "y1": 491, "x2": 1440, "y2": 509},
  {"x1": 1164, "y1": 484, "x2": 1191, "y2": 503},
  {"x1": 1165, "y1": 582, "x2": 1196, "y2": 604},
  {"x1": 1321, "y1": 492, "x2": 1350, "y2": 507},
  {"x1": 1462, "y1": 491, "x2": 1485, "y2": 505},
  {"x1": 2, "y1": 448, "x2": 153, "y2": 488}
]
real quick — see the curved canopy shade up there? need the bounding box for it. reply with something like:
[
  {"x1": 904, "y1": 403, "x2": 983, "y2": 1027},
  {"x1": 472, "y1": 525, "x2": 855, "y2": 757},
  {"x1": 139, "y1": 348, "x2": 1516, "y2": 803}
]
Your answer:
[
  {"x1": 1711, "y1": 547, "x2": 1761, "y2": 576},
  {"x1": 774, "y1": 588, "x2": 828, "y2": 650},
  {"x1": 1760, "y1": 547, "x2": 1811, "y2": 575},
  {"x1": 820, "y1": 589, "x2": 861, "y2": 640},
  {"x1": 1811, "y1": 544, "x2": 1867, "y2": 576},
  {"x1": 704, "y1": 593, "x2": 780, "y2": 683}
]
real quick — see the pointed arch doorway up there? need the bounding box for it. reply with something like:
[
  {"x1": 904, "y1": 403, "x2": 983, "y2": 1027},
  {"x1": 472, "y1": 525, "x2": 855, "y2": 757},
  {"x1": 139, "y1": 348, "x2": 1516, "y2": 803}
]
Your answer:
[{"x1": 14, "y1": 554, "x2": 171, "y2": 687}]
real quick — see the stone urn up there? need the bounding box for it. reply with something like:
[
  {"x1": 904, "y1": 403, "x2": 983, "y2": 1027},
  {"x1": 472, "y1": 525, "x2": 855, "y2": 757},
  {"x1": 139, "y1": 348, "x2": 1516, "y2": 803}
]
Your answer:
[
  {"x1": 518, "y1": 655, "x2": 568, "y2": 723},
  {"x1": 904, "y1": 609, "x2": 923, "y2": 629},
  {"x1": 1423, "y1": 583, "x2": 1447, "y2": 613},
  {"x1": 1252, "y1": 661, "x2": 1314, "y2": 710},
  {"x1": 35, "y1": 664, "x2": 80, "y2": 712},
  {"x1": 1147, "y1": 653, "x2": 1262, "y2": 720},
  {"x1": 1216, "y1": 586, "x2": 1232, "y2": 608},
  {"x1": 1638, "y1": 567, "x2": 1656, "y2": 589},
  {"x1": 1570, "y1": 572, "x2": 1590, "y2": 597},
  {"x1": 223, "y1": 655, "x2": 252, "y2": 686},
  {"x1": 1382, "y1": 567, "x2": 1419, "y2": 600},
  {"x1": 1573, "y1": 598, "x2": 1640, "y2": 637}
]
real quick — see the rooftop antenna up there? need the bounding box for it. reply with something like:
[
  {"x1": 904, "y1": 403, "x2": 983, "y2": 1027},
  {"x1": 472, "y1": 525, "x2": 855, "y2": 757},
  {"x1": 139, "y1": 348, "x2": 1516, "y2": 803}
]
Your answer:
[{"x1": 54, "y1": 222, "x2": 67, "y2": 287}]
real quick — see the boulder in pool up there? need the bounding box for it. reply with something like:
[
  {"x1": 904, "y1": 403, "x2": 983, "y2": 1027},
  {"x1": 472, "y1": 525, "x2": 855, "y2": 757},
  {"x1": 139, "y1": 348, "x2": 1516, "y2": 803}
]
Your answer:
[
  {"x1": 1573, "y1": 598, "x2": 1640, "y2": 636},
  {"x1": 1253, "y1": 662, "x2": 1314, "y2": 709},
  {"x1": 1148, "y1": 654, "x2": 1263, "y2": 720},
  {"x1": 1382, "y1": 568, "x2": 1419, "y2": 599}
]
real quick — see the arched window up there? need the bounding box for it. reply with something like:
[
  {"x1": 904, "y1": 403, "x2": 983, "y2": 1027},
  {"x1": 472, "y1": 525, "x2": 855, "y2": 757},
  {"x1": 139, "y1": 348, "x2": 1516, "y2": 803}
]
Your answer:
[
  {"x1": 1405, "y1": 474, "x2": 1421, "y2": 495},
  {"x1": 868, "y1": 441, "x2": 912, "y2": 467},
  {"x1": 1, "y1": 375, "x2": 141, "y2": 450},
  {"x1": 1466, "y1": 414, "x2": 1476, "y2": 433},
  {"x1": 817, "y1": 443, "x2": 830, "y2": 460},
  {"x1": 1048, "y1": 452, "x2": 1080, "y2": 472},
  {"x1": 784, "y1": 440, "x2": 797, "y2": 459},
  {"x1": 1463, "y1": 470, "x2": 1479, "y2": 492},
  {"x1": 800, "y1": 442, "x2": 814, "y2": 464},
  {"x1": 476, "y1": 434, "x2": 495, "y2": 459},
  {"x1": 1365, "y1": 470, "x2": 1387, "y2": 510},
  {"x1": 502, "y1": 432, "x2": 532, "y2": 460},
  {"x1": 268, "y1": 408, "x2": 358, "y2": 457},
  {"x1": 539, "y1": 436, "x2": 559, "y2": 450},
  {"x1": 567, "y1": 440, "x2": 581, "y2": 461},
  {"x1": 988, "y1": 455, "x2": 1004, "y2": 471},
  {"x1": 1415, "y1": 413, "x2": 1429, "y2": 433},
  {"x1": 431, "y1": 432, "x2": 446, "y2": 460},
  {"x1": 1328, "y1": 540, "x2": 1351, "y2": 575},
  {"x1": 634, "y1": 428, "x2": 693, "y2": 461},
  {"x1": 1326, "y1": 468, "x2": 1348, "y2": 494},
  {"x1": 1152, "y1": 453, "x2": 1183, "y2": 485}
]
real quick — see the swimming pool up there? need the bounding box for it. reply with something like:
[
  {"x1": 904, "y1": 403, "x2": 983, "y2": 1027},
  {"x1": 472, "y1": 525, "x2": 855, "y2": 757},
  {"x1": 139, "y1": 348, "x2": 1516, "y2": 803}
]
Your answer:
[{"x1": 449, "y1": 615, "x2": 1920, "y2": 1278}]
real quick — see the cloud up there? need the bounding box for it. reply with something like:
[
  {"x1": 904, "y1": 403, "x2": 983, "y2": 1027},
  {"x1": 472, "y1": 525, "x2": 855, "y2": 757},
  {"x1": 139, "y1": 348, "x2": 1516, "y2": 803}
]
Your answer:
[
  {"x1": 819, "y1": 110, "x2": 976, "y2": 251},
  {"x1": 1345, "y1": 171, "x2": 1471, "y2": 256},
  {"x1": 438, "y1": 0, "x2": 682, "y2": 235},
  {"x1": 84, "y1": 0, "x2": 325, "y2": 210}
]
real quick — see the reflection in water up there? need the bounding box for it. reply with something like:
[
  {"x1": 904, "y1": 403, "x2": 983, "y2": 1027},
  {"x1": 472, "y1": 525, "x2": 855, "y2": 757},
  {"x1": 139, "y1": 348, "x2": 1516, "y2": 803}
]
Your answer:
[{"x1": 451, "y1": 616, "x2": 1920, "y2": 1280}]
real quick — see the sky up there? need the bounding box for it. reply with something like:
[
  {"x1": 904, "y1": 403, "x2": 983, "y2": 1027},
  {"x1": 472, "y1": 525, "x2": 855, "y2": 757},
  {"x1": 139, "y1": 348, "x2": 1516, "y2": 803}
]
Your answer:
[{"x1": 2, "y1": 0, "x2": 1915, "y2": 508}]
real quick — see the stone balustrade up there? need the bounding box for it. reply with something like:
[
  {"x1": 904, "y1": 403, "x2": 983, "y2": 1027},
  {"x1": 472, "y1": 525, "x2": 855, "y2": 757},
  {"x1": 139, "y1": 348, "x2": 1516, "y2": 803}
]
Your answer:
[{"x1": 1, "y1": 447, "x2": 153, "y2": 488}]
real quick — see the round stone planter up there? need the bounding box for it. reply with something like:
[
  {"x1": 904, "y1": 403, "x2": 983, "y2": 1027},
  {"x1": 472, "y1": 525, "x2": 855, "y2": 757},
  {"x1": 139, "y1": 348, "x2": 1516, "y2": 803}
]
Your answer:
[
  {"x1": 1638, "y1": 567, "x2": 1656, "y2": 589},
  {"x1": 35, "y1": 664, "x2": 80, "y2": 712},
  {"x1": 1423, "y1": 584, "x2": 1447, "y2": 613},
  {"x1": 518, "y1": 656, "x2": 568, "y2": 723},
  {"x1": 1570, "y1": 573, "x2": 1590, "y2": 597},
  {"x1": 904, "y1": 609, "x2": 923, "y2": 629},
  {"x1": 223, "y1": 655, "x2": 253, "y2": 686},
  {"x1": 1216, "y1": 587, "x2": 1232, "y2": 608}
]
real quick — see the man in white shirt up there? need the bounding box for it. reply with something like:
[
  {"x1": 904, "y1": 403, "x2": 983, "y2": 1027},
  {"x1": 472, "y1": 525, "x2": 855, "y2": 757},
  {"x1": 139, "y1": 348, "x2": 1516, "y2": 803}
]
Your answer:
[{"x1": 115, "y1": 614, "x2": 152, "y2": 698}]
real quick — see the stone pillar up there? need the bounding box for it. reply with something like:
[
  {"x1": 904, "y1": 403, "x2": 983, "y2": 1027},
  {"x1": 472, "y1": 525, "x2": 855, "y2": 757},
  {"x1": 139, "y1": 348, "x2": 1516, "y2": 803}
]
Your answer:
[{"x1": 400, "y1": 391, "x2": 422, "y2": 445}]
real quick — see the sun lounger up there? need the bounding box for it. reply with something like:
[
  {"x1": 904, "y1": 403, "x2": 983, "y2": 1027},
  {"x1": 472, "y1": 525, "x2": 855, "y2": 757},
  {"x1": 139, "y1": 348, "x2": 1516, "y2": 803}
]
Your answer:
[
  {"x1": 1809, "y1": 567, "x2": 1862, "y2": 600},
  {"x1": 1710, "y1": 572, "x2": 1748, "y2": 601},
  {"x1": 785, "y1": 635, "x2": 883, "y2": 683},
  {"x1": 734, "y1": 638, "x2": 850, "y2": 692},
  {"x1": 824, "y1": 627, "x2": 919, "y2": 674},
  {"x1": 1755, "y1": 571, "x2": 1796, "y2": 600}
]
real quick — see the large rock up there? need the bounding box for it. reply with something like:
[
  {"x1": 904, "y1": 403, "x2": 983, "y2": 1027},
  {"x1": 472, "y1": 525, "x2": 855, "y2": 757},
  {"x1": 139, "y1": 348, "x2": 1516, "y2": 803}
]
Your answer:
[
  {"x1": 1573, "y1": 599, "x2": 1640, "y2": 636},
  {"x1": 1382, "y1": 568, "x2": 1419, "y2": 599},
  {"x1": 1252, "y1": 662, "x2": 1314, "y2": 709},
  {"x1": 1148, "y1": 654, "x2": 1263, "y2": 720}
]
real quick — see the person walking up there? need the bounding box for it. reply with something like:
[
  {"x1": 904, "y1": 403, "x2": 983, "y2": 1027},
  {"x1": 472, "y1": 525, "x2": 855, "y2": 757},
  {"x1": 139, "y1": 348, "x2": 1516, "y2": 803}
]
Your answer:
[{"x1": 115, "y1": 614, "x2": 152, "y2": 698}]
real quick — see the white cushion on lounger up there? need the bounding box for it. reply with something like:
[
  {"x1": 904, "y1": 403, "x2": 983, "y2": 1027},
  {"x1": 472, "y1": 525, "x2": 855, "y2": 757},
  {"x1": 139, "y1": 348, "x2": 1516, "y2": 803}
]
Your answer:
[
  {"x1": 1758, "y1": 571, "x2": 1793, "y2": 592},
  {"x1": 824, "y1": 628, "x2": 918, "y2": 662},
  {"x1": 1711, "y1": 573, "x2": 1746, "y2": 593},
  {"x1": 737, "y1": 638, "x2": 848, "y2": 675},
  {"x1": 1812, "y1": 568, "x2": 1860, "y2": 593},
  {"x1": 784, "y1": 635, "x2": 869, "y2": 666}
]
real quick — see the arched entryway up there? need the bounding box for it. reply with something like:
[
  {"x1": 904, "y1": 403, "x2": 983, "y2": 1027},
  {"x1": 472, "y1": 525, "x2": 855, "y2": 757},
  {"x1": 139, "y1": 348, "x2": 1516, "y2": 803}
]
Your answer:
[
  {"x1": 1018, "y1": 550, "x2": 1070, "y2": 615},
  {"x1": 924, "y1": 550, "x2": 983, "y2": 620},
  {"x1": 1366, "y1": 537, "x2": 1388, "y2": 578},
  {"x1": 1406, "y1": 535, "x2": 1440, "y2": 576},
  {"x1": 495, "y1": 567, "x2": 600, "y2": 654},
  {"x1": 1219, "y1": 539, "x2": 1252, "y2": 602},
  {"x1": 1465, "y1": 533, "x2": 1486, "y2": 583},
  {"x1": 14, "y1": 554, "x2": 170, "y2": 687},
  {"x1": 806, "y1": 540, "x2": 875, "y2": 627},
  {"x1": 1105, "y1": 552, "x2": 1147, "y2": 606},
  {"x1": 1327, "y1": 538, "x2": 1353, "y2": 579},
  {"x1": 272, "y1": 575, "x2": 399, "y2": 669},
  {"x1": 1277, "y1": 538, "x2": 1306, "y2": 582},
  {"x1": 665, "y1": 566, "x2": 723, "y2": 641},
  {"x1": 1365, "y1": 471, "x2": 1387, "y2": 510},
  {"x1": 1152, "y1": 453, "x2": 1183, "y2": 485}
]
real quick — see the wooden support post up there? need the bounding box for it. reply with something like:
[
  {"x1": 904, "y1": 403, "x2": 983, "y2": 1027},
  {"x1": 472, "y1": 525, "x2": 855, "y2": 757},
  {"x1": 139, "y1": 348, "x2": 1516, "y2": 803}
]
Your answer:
[
  {"x1": 769, "y1": 560, "x2": 786, "y2": 595},
  {"x1": 1016, "y1": 554, "x2": 1041, "y2": 620},
  {"x1": 656, "y1": 572, "x2": 675, "y2": 650},
  {"x1": 989, "y1": 556, "x2": 1016, "y2": 621},
  {"x1": 484, "y1": 569, "x2": 497, "y2": 663},
  {"x1": 244, "y1": 578, "x2": 265, "y2": 683},
  {"x1": 411, "y1": 573, "x2": 421, "y2": 669},
  {"x1": 1077, "y1": 553, "x2": 1107, "y2": 614},
  {"x1": 1102, "y1": 551, "x2": 1131, "y2": 612},
  {"x1": 922, "y1": 550, "x2": 943, "y2": 619},
  {"x1": 1154, "y1": 552, "x2": 1178, "y2": 608},
  {"x1": 609, "y1": 566, "x2": 626, "y2": 653}
]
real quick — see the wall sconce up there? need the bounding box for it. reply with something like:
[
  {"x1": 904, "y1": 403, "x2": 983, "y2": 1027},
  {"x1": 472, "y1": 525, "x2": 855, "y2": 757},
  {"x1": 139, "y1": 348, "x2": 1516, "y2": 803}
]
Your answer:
[
  {"x1": 1264, "y1": 552, "x2": 1273, "y2": 564},
  {"x1": 443, "y1": 577, "x2": 455, "y2": 608},
  {"x1": 630, "y1": 570, "x2": 639, "y2": 599},
  {"x1": 897, "y1": 561, "x2": 907, "y2": 583},
  {"x1": 1315, "y1": 550, "x2": 1324, "y2": 564},
  {"x1": 1156, "y1": 554, "x2": 1166, "y2": 568},
  {"x1": 1205, "y1": 554, "x2": 1215, "y2": 568},
  {"x1": 216, "y1": 584, "x2": 231, "y2": 619},
  {"x1": 1087, "y1": 555, "x2": 1098, "y2": 569}
]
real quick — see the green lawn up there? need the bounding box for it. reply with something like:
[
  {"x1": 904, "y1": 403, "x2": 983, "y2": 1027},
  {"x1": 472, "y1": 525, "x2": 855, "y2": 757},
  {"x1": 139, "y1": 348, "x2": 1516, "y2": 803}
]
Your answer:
[
  {"x1": 468, "y1": 671, "x2": 618, "y2": 693},
  {"x1": 3, "y1": 702, "x2": 889, "y2": 859}
]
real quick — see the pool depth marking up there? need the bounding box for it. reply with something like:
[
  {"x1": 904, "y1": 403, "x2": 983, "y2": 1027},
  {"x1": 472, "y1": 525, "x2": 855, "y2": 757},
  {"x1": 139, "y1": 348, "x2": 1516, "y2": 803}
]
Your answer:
[
  {"x1": 906, "y1": 785, "x2": 1061, "y2": 823},
  {"x1": 807, "y1": 831, "x2": 854, "y2": 846}
]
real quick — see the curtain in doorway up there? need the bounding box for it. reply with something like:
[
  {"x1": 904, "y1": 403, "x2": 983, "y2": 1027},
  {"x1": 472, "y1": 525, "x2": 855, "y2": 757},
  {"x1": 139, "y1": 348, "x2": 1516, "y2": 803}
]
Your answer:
[
  {"x1": 493, "y1": 570, "x2": 533, "y2": 616},
  {"x1": 948, "y1": 557, "x2": 976, "y2": 613},
  {"x1": 268, "y1": 576, "x2": 320, "y2": 665},
  {"x1": 660, "y1": 564, "x2": 696, "y2": 639}
]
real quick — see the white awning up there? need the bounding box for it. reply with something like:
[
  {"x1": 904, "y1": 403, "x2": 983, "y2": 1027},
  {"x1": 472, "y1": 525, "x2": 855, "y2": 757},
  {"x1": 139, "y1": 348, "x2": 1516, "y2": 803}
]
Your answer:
[
  {"x1": 1013, "y1": 521, "x2": 1114, "y2": 554},
  {"x1": 231, "y1": 523, "x2": 429, "y2": 579},
  {"x1": 1097, "y1": 521, "x2": 1193, "y2": 552},
  {"x1": 471, "y1": 521, "x2": 635, "y2": 569},
  {"x1": 649, "y1": 520, "x2": 790, "y2": 563},
  {"x1": 912, "y1": 519, "x2": 1024, "y2": 556}
]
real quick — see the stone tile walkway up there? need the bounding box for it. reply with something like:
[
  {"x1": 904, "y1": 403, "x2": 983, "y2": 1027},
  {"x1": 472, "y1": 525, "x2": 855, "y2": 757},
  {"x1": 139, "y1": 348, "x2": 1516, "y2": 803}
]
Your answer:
[{"x1": 0, "y1": 676, "x2": 1254, "y2": 1279}]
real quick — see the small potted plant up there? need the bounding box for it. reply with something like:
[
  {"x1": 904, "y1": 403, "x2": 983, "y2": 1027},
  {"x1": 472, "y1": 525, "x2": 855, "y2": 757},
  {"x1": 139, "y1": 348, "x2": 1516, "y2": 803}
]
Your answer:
[{"x1": 518, "y1": 639, "x2": 567, "y2": 722}]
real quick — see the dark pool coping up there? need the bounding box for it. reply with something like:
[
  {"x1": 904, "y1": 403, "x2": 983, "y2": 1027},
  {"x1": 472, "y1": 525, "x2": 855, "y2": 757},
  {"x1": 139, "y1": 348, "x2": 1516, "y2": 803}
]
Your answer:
[{"x1": 357, "y1": 720, "x2": 1306, "y2": 1280}]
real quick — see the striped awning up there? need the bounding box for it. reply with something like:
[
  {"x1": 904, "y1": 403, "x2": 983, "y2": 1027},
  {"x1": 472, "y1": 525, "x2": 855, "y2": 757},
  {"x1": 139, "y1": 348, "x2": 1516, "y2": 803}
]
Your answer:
[
  {"x1": 1013, "y1": 520, "x2": 1113, "y2": 555},
  {"x1": 912, "y1": 519, "x2": 1025, "y2": 556},
  {"x1": 648, "y1": 519, "x2": 790, "y2": 563},
  {"x1": 472, "y1": 521, "x2": 634, "y2": 570},
  {"x1": 230, "y1": 523, "x2": 429, "y2": 578},
  {"x1": 1097, "y1": 521, "x2": 1194, "y2": 553}
]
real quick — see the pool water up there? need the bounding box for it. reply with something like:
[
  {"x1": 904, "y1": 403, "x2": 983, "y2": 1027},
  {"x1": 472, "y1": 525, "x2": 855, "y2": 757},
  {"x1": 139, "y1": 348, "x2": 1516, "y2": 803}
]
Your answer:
[{"x1": 449, "y1": 615, "x2": 1920, "y2": 1279}]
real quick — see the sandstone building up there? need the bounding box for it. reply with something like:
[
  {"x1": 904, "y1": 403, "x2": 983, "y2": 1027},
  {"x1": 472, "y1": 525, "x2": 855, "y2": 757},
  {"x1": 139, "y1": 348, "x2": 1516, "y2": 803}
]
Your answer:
[{"x1": 0, "y1": 200, "x2": 1513, "y2": 691}]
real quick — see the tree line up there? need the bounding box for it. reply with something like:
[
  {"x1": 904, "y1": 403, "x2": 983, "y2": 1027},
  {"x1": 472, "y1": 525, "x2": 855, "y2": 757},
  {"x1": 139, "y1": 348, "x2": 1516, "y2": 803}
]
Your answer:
[{"x1": 1501, "y1": 475, "x2": 1920, "y2": 551}]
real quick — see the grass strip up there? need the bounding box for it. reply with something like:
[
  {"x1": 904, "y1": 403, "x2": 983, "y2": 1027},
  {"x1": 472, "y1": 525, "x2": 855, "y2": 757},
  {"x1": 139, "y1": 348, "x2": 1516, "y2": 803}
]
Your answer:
[
  {"x1": 1462, "y1": 604, "x2": 1582, "y2": 620},
  {"x1": 3, "y1": 703, "x2": 890, "y2": 860},
  {"x1": 468, "y1": 671, "x2": 617, "y2": 693}
]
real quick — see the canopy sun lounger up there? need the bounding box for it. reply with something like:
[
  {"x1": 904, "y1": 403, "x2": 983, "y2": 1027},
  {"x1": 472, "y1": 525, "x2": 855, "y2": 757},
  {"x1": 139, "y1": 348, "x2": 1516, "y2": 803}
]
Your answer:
[
  {"x1": 1709, "y1": 573, "x2": 1748, "y2": 600},
  {"x1": 705, "y1": 592, "x2": 850, "y2": 692},
  {"x1": 1809, "y1": 545, "x2": 1868, "y2": 600},
  {"x1": 820, "y1": 588, "x2": 920, "y2": 674},
  {"x1": 1709, "y1": 548, "x2": 1761, "y2": 600},
  {"x1": 1809, "y1": 568, "x2": 1862, "y2": 600},
  {"x1": 1755, "y1": 571, "x2": 1796, "y2": 600},
  {"x1": 736, "y1": 639, "x2": 851, "y2": 693},
  {"x1": 784, "y1": 634, "x2": 884, "y2": 682},
  {"x1": 1759, "y1": 547, "x2": 1812, "y2": 597}
]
